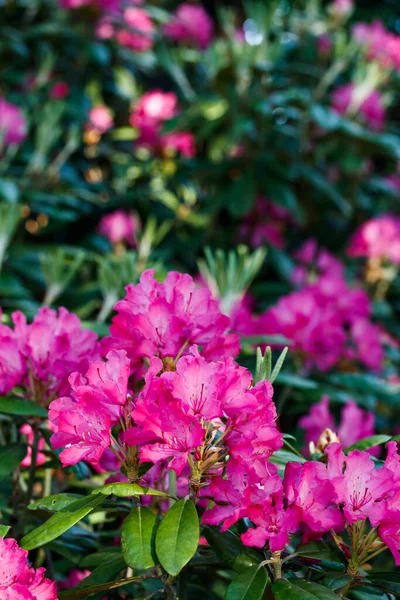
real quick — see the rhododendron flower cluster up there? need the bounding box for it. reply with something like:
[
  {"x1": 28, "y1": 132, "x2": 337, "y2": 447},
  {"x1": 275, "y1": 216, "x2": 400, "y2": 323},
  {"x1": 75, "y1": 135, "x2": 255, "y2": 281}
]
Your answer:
[
  {"x1": 0, "y1": 537, "x2": 58, "y2": 600},
  {"x1": 0, "y1": 99, "x2": 27, "y2": 146},
  {"x1": 0, "y1": 307, "x2": 98, "y2": 401},
  {"x1": 87, "y1": 106, "x2": 113, "y2": 135},
  {"x1": 103, "y1": 269, "x2": 239, "y2": 373},
  {"x1": 348, "y1": 213, "x2": 400, "y2": 265},
  {"x1": 331, "y1": 83, "x2": 386, "y2": 131},
  {"x1": 97, "y1": 6, "x2": 155, "y2": 52},
  {"x1": 353, "y1": 20, "x2": 400, "y2": 72},
  {"x1": 291, "y1": 239, "x2": 344, "y2": 286},
  {"x1": 262, "y1": 274, "x2": 384, "y2": 372},
  {"x1": 98, "y1": 210, "x2": 140, "y2": 247},
  {"x1": 299, "y1": 396, "x2": 376, "y2": 454},
  {"x1": 163, "y1": 3, "x2": 214, "y2": 50},
  {"x1": 129, "y1": 91, "x2": 195, "y2": 157},
  {"x1": 240, "y1": 196, "x2": 294, "y2": 249}
]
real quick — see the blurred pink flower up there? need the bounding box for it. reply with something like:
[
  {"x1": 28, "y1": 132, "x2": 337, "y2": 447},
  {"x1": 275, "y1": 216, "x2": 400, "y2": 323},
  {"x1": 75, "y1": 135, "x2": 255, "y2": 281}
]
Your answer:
[
  {"x1": 348, "y1": 214, "x2": 400, "y2": 265},
  {"x1": 116, "y1": 8, "x2": 155, "y2": 52},
  {"x1": 299, "y1": 396, "x2": 377, "y2": 455},
  {"x1": 49, "y1": 81, "x2": 70, "y2": 100},
  {"x1": 0, "y1": 99, "x2": 27, "y2": 146},
  {"x1": 292, "y1": 239, "x2": 344, "y2": 286},
  {"x1": 163, "y1": 3, "x2": 213, "y2": 50},
  {"x1": 59, "y1": 569, "x2": 91, "y2": 590},
  {"x1": 353, "y1": 20, "x2": 400, "y2": 73},
  {"x1": 330, "y1": 0, "x2": 353, "y2": 15},
  {"x1": 332, "y1": 83, "x2": 386, "y2": 131},
  {"x1": 130, "y1": 90, "x2": 195, "y2": 156},
  {"x1": 240, "y1": 196, "x2": 294, "y2": 249},
  {"x1": 98, "y1": 210, "x2": 140, "y2": 246},
  {"x1": 88, "y1": 106, "x2": 114, "y2": 134},
  {"x1": 20, "y1": 424, "x2": 47, "y2": 468},
  {"x1": 317, "y1": 34, "x2": 333, "y2": 56}
]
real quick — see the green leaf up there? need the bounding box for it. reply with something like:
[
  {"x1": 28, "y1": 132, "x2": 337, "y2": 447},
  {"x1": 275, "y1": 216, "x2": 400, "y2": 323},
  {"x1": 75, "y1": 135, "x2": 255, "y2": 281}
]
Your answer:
[
  {"x1": 0, "y1": 397, "x2": 48, "y2": 417},
  {"x1": 275, "y1": 373, "x2": 319, "y2": 390},
  {"x1": 156, "y1": 498, "x2": 199, "y2": 576},
  {"x1": 203, "y1": 527, "x2": 263, "y2": 573},
  {"x1": 225, "y1": 565, "x2": 269, "y2": 600},
  {"x1": 121, "y1": 506, "x2": 157, "y2": 570},
  {"x1": 295, "y1": 541, "x2": 345, "y2": 564},
  {"x1": 345, "y1": 435, "x2": 391, "y2": 454},
  {"x1": 0, "y1": 443, "x2": 28, "y2": 477},
  {"x1": 93, "y1": 482, "x2": 172, "y2": 498},
  {"x1": 323, "y1": 574, "x2": 353, "y2": 591},
  {"x1": 20, "y1": 494, "x2": 105, "y2": 551},
  {"x1": 367, "y1": 572, "x2": 400, "y2": 596},
  {"x1": 272, "y1": 579, "x2": 341, "y2": 600},
  {"x1": 28, "y1": 493, "x2": 84, "y2": 512},
  {"x1": 59, "y1": 555, "x2": 127, "y2": 599},
  {"x1": 0, "y1": 524, "x2": 10, "y2": 538}
]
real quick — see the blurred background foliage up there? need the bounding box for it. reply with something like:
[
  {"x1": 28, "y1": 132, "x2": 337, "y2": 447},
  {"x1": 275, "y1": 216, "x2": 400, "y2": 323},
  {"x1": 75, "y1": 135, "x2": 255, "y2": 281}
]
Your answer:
[{"x1": 0, "y1": 0, "x2": 399, "y2": 435}]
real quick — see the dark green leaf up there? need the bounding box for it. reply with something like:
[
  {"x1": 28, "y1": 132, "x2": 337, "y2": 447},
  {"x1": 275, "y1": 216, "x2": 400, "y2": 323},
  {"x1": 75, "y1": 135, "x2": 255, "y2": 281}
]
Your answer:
[
  {"x1": 156, "y1": 498, "x2": 199, "y2": 576},
  {"x1": 0, "y1": 443, "x2": 27, "y2": 477},
  {"x1": 295, "y1": 541, "x2": 345, "y2": 564},
  {"x1": 272, "y1": 579, "x2": 341, "y2": 600},
  {"x1": 121, "y1": 506, "x2": 157, "y2": 570},
  {"x1": 225, "y1": 565, "x2": 269, "y2": 600},
  {"x1": 0, "y1": 397, "x2": 48, "y2": 417},
  {"x1": 203, "y1": 527, "x2": 263, "y2": 573},
  {"x1": 367, "y1": 572, "x2": 400, "y2": 597}
]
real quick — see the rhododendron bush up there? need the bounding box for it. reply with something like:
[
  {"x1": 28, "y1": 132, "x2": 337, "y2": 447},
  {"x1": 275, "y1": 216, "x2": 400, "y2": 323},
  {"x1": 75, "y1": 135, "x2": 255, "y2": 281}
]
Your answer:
[{"x1": 0, "y1": 0, "x2": 400, "y2": 598}]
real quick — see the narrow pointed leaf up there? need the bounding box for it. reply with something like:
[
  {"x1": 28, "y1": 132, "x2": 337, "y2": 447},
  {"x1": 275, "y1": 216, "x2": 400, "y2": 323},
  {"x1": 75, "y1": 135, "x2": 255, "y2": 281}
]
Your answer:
[
  {"x1": 93, "y1": 482, "x2": 172, "y2": 498},
  {"x1": 29, "y1": 493, "x2": 84, "y2": 512},
  {"x1": 0, "y1": 397, "x2": 48, "y2": 417},
  {"x1": 0, "y1": 525, "x2": 10, "y2": 538},
  {"x1": 20, "y1": 494, "x2": 104, "y2": 550}
]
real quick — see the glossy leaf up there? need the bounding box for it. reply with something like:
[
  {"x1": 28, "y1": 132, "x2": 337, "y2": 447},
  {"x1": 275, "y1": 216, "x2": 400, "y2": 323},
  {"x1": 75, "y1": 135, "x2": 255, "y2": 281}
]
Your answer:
[
  {"x1": 345, "y1": 435, "x2": 392, "y2": 454},
  {"x1": 0, "y1": 397, "x2": 47, "y2": 417},
  {"x1": 121, "y1": 506, "x2": 157, "y2": 570},
  {"x1": 93, "y1": 482, "x2": 172, "y2": 498},
  {"x1": 272, "y1": 579, "x2": 341, "y2": 600},
  {"x1": 156, "y1": 498, "x2": 199, "y2": 576},
  {"x1": 28, "y1": 493, "x2": 84, "y2": 512},
  {"x1": 20, "y1": 494, "x2": 105, "y2": 550},
  {"x1": 225, "y1": 565, "x2": 269, "y2": 600},
  {"x1": 0, "y1": 525, "x2": 10, "y2": 538}
]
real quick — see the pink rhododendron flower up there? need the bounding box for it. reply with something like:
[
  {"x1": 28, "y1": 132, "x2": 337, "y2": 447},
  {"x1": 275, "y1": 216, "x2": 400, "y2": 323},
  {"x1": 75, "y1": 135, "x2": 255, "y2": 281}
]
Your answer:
[
  {"x1": 300, "y1": 396, "x2": 377, "y2": 455},
  {"x1": 49, "y1": 349, "x2": 131, "y2": 466},
  {"x1": 58, "y1": 569, "x2": 91, "y2": 590},
  {"x1": 0, "y1": 310, "x2": 24, "y2": 395},
  {"x1": 49, "y1": 82, "x2": 70, "y2": 100},
  {"x1": 347, "y1": 214, "x2": 400, "y2": 265},
  {"x1": 60, "y1": 0, "x2": 119, "y2": 10},
  {"x1": 130, "y1": 90, "x2": 195, "y2": 156},
  {"x1": 330, "y1": 0, "x2": 353, "y2": 16},
  {"x1": 292, "y1": 239, "x2": 344, "y2": 286},
  {"x1": 116, "y1": 8, "x2": 155, "y2": 52},
  {"x1": 88, "y1": 106, "x2": 114, "y2": 134},
  {"x1": 98, "y1": 210, "x2": 140, "y2": 246},
  {"x1": 0, "y1": 99, "x2": 27, "y2": 146},
  {"x1": 326, "y1": 443, "x2": 393, "y2": 525},
  {"x1": 103, "y1": 269, "x2": 239, "y2": 374},
  {"x1": 163, "y1": 3, "x2": 214, "y2": 50},
  {"x1": 262, "y1": 275, "x2": 384, "y2": 372},
  {"x1": 353, "y1": 20, "x2": 400, "y2": 73},
  {"x1": 0, "y1": 537, "x2": 58, "y2": 600},
  {"x1": 332, "y1": 83, "x2": 386, "y2": 131},
  {"x1": 9, "y1": 307, "x2": 98, "y2": 402},
  {"x1": 240, "y1": 196, "x2": 294, "y2": 249},
  {"x1": 160, "y1": 132, "x2": 195, "y2": 158},
  {"x1": 20, "y1": 424, "x2": 47, "y2": 468},
  {"x1": 284, "y1": 461, "x2": 344, "y2": 542}
]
